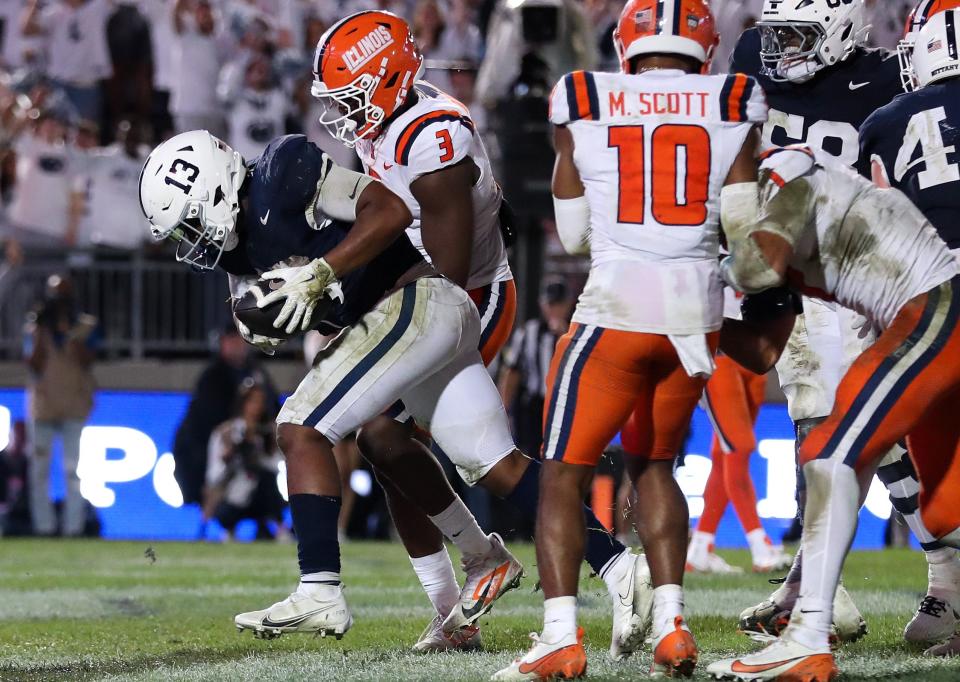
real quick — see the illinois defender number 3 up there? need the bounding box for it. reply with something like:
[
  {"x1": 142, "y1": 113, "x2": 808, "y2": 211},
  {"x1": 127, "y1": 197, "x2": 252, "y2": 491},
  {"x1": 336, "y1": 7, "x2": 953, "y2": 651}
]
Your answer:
[
  {"x1": 608, "y1": 124, "x2": 711, "y2": 226},
  {"x1": 436, "y1": 130, "x2": 454, "y2": 163}
]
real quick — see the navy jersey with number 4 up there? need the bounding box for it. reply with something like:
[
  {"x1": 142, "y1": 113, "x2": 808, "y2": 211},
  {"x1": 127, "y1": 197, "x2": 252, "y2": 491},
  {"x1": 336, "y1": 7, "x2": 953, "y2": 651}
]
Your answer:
[
  {"x1": 218, "y1": 134, "x2": 424, "y2": 332},
  {"x1": 859, "y1": 80, "x2": 960, "y2": 249},
  {"x1": 731, "y1": 27, "x2": 903, "y2": 166}
]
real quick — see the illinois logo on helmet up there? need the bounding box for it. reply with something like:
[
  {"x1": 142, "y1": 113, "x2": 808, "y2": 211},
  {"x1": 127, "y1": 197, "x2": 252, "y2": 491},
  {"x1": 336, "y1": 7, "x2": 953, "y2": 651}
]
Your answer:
[
  {"x1": 899, "y1": 0, "x2": 960, "y2": 90},
  {"x1": 311, "y1": 11, "x2": 424, "y2": 147},
  {"x1": 613, "y1": 0, "x2": 719, "y2": 74}
]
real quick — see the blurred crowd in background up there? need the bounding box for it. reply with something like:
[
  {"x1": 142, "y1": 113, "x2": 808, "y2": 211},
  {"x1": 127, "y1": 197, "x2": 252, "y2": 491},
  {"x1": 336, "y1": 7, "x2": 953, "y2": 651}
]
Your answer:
[{"x1": 0, "y1": 0, "x2": 919, "y2": 540}]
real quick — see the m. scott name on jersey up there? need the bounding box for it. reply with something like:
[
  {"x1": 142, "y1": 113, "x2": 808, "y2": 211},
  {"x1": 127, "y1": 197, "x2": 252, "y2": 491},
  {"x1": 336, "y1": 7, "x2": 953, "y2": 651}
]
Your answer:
[
  {"x1": 608, "y1": 89, "x2": 711, "y2": 118},
  {"x1": 342, "y1": 26, "x2": 395, "y2": 73}
]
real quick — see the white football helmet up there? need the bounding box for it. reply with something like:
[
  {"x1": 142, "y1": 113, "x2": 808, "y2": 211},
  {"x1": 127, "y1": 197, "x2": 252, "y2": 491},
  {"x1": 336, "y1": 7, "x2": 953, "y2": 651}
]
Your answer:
[
  {"x1": 139, "y1": 130, "x2": 247, "y2": 270},
  {"x1": 899, "y1": 1, "x2": 960, "y2": 91},
  {"x1": 912, "y1": 8, "x2": 960, "y2": 88},
  {"x1": 757, "y1": 0, "x2": 868, "y2": 83}
]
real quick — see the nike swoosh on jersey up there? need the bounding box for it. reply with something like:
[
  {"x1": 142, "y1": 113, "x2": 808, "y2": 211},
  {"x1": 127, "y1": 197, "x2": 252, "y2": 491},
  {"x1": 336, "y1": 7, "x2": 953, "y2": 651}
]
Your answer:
[
  {"x1": 730, "y1": 657, "x2": 806, "y2": 674},
  {"x1": 848, "y1": 81, "x2": 871, "y2": 90},
  {"x1": 260, "y1": 209, "x2": 271, "y2": 225},
  {"x1": 382, "y1": 162, "x2": 394, "y2": 170}
]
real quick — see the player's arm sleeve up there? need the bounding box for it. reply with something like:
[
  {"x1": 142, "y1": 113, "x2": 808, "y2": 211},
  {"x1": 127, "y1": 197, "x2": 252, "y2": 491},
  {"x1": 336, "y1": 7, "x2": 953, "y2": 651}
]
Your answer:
[
  {"x1": 729, "y1": 28, "x2": 760, "y2": 76},
  {"x1": 312, "y1": 153, "x2": 375, "y2": 223}
]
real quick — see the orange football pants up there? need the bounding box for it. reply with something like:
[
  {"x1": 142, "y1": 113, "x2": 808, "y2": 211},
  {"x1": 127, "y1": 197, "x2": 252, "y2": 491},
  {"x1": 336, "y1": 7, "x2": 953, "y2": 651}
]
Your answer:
[
  {"x1": 799, "y1": 277, "x2": 960, "y2": 541},
  {"x1": 697, "y1": 354, "x2": 767, "y2": 535},
  {"x1": 544, "y1": 322, "x2": 718, "y2": 467}
]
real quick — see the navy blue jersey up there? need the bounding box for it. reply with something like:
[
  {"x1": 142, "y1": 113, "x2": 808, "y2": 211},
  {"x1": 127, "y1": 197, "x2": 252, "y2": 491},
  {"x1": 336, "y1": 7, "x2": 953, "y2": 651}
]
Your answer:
[
  {"x1": 218, "y1": 135, "x2": 424, "y2": 332},
  {"x1": 731, "y1": 28, "x2": 903, "y2": 167},
  {"x1": 860, "y1": 80, "x2": 960, "y2": 249}
]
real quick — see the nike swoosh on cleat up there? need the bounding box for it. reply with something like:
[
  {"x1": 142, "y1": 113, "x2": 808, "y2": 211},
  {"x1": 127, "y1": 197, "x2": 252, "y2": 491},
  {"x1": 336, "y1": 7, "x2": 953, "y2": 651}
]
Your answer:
[
  {"x1": 461, "y1": 578, "x2": 495, "y2": 619},
  {"x1": 518, "y1": 646, "x2": 579, "y2": 675},
  {"x1": 260, "y1": 609, "x2": 329, "y2": 628},
  {"x1": 730, "y1": 657, "x2": 805, "y2": 673}
]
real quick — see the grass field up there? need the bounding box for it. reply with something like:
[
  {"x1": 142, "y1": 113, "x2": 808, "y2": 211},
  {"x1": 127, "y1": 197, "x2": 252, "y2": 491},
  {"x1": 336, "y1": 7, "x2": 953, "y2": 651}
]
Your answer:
[{"x1": 1, "y1": 540, "x2": 959, "y2": 681}]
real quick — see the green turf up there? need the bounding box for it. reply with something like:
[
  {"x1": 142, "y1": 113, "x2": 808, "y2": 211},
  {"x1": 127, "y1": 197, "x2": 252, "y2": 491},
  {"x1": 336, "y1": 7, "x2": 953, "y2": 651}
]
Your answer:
[{"x1": 0, "y1": 540, "x2": 958, "y2": 681}]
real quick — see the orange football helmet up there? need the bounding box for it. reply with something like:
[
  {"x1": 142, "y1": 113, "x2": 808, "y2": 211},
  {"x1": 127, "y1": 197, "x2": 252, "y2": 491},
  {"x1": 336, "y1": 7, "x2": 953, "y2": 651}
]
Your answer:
[
  {"x1": 613, "y1": 0, "x2": 718, "y2": 74},
  {"x1": 899, "y1": 0, "x2": 960, "y2": 90},
  {"x1": 311, "y1": 11, "x2": 423, "y2": 146}
]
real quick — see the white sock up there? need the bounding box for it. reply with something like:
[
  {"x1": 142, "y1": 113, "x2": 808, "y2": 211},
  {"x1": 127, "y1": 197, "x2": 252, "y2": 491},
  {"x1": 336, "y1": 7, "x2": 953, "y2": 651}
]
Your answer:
[
  {"x1": 926, "y1": 547, "x2": 960, "y2": 593},
  {"x1": 299, "y1": 571, "x2": 341, "y2": 599},
  {"x1": 428, "y1": 498, "x2": 492, "y2": 557},
  {"x1": 688, "y1": 530, "x2": 714, "y2": 558},
  {"x1": 796, "y1": 460, "x2": 859, "y2": 641},
  {"x1": 599, "y1": 548, "x2": 633, "y2": 599},
  {"x1": 789, "y1": 597, "x2": 832, "y2": 650},
  {"x1": 542, "y1": 596, "x2": 577, "y2": 643},
  {"x1": 652, "y1": 584, "x2": 684, "y2": 636},
  {"x1": 747, "y1": 528, "x2": 771, "y2": 558},
  {"x1": 410, "y1": 548, "x2": 461, "y2": 617}
]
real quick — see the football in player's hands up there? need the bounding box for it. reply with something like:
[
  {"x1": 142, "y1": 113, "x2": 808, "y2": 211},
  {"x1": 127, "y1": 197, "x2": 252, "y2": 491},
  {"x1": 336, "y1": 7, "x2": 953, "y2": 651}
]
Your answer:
[{"x1": 232, "y1": 280, "x2": 332, "y2": 339}]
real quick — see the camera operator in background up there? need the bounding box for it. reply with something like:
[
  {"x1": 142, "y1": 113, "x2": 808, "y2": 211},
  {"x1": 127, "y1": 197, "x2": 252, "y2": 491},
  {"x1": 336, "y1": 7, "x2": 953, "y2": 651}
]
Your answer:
[
  {"x1": 203, "y1": 381, "x2": 286, "y2": 541},
  {"x1": 23, "y1": 273, "x2": 99, "y2": 537}
]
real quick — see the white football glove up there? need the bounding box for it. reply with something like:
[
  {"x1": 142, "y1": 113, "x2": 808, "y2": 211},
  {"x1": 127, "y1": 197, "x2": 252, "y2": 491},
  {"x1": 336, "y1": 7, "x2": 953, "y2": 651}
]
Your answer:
[
  {"x1": 257, "y1": 258, "x2": 343, "y2": 334},
  {"x1": 234, "y1": 316, "x2": 285, "y2": 356}
]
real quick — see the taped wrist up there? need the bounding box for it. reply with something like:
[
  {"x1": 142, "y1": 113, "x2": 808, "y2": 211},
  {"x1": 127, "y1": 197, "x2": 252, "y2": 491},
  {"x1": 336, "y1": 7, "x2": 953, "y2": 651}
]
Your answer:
[
  {"x1": 552, "y1": 195, "x2": 590, "y2": 255},
  {"x1": 720, "y1": 182, "x2": 759, "y2": 246}
]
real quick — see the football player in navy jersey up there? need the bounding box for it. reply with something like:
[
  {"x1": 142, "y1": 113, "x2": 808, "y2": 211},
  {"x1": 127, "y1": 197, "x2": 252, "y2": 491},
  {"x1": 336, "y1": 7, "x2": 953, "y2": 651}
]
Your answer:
[
  {"x1": 860, "y1": 3, "x2": 960, "y2": 654},
  {"x1": 139, "y1": 130, "x2": 532, "y2": 642},
  {"x1": 730, "y1": 0, "x2": 960, "y2": 648}
]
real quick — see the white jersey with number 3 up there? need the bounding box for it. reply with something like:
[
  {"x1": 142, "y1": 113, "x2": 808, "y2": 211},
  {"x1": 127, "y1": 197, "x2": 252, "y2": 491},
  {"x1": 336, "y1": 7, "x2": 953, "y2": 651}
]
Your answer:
[
  {"x1": 356, "y1": 82, "x2": 511, "y2": 291},
  {"x1": 550, "y1": 69, "x2": 767, "y2": 334}
]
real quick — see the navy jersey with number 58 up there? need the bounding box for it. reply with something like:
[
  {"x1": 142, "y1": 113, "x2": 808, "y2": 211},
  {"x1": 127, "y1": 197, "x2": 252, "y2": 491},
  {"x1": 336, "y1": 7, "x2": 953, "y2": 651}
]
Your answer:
[
  {"x1": 731, "y1": 28, "x2": 903, "y2": 166},
  {"x1": 859, "y1": 80, "x2": 960, "y2": 249},
  {"x1": 218, "y1": 135, "x2": 424, "y2": 332}
]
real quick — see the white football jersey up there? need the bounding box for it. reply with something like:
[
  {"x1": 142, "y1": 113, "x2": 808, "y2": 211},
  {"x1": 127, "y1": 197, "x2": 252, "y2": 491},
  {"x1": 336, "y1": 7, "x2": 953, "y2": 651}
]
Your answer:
[
  {"x1": 549, "y1": 69, "x2": 767, "y2": 334},
  {"x1": 759, "y1": 147, "x2": 960, "y2": 328},
  {"x1": 356, "y1": 82, "x2": 511, "y2": 291}
]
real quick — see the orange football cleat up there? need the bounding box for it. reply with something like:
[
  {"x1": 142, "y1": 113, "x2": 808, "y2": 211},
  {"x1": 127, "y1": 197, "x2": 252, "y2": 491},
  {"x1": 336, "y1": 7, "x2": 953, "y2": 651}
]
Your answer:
[
  {"x1": 651, "y1": 616, "x2": 698, "y2": 678},
  {"x1": 491, "y1": 626, "x2": 586, "y2": 680}
]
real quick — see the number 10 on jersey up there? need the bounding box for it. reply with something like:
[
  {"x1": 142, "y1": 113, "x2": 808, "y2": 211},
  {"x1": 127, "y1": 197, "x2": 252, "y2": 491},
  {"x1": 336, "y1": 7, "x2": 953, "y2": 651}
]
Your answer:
[{"x1": 608, "y1": 124, "x2": 711, "y2": 227}]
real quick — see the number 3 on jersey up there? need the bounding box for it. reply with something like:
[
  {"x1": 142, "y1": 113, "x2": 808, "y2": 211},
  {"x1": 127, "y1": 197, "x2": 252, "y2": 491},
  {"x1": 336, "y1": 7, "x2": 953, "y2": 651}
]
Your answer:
[
  {"x1": 608, "y1": 124, "x2": 710, "y2": 226},
  {"x1": 436, "y1": 129, "x2": 454, "y2": 163}
]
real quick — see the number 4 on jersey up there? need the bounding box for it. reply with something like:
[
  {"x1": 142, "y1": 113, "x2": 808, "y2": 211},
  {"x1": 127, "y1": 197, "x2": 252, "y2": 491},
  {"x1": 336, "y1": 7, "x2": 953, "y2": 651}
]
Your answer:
[{"x1": 893, "y1": 107, "x2": 960, "y2": 190}]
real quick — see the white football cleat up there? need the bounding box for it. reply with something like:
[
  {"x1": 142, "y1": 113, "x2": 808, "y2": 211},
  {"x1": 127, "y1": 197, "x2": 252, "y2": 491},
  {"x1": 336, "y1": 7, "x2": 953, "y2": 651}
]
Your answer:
[
  {"x1": 608, "y1": 551, "x2": 653, "y2": 660},
  {"x1": 924, "y1": 632, "x2": 960, "y2": 657},
  {"x1": 737, "y1": 584, "x2": 866, "y2": 645},
  {"x1": 443, "y1": 533, "x2": 524, "y2": 633},
  {"x1": 904, "y1": 593, "x2": 959, "y2": 643},
  {"x1": 686, "y1": 548, "x2": 744, "y2": 575},
  {"x1": 413, "y1": 614, "x2": 482, "y2": 653},
  {"x1": 234, "y1": 583, "x2": 352, "y2": 640},
  {"x1": 491, "y1": 627, "x2": 586, "y2": 680},
  {"x1": 707, "y1": 633, "x2": 837, "y2": 681},
  {"x1": 831, "y1": 583, "x2": 868, "y2": 644},
  {"x1": 751, "y1": 543, "x2": 793, "y2": 574}
]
